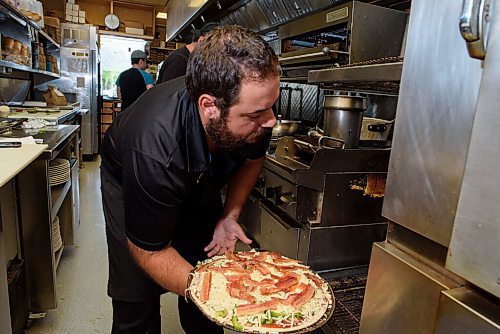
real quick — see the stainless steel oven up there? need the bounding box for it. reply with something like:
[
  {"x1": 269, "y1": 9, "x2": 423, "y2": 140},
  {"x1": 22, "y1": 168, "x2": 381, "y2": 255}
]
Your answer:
[
  {"x1": 240, "y1": 136, "x2": 390, "y2": 271},
  {"x1": 278, "y1": 1, "x2": 408, "y2": 80}
]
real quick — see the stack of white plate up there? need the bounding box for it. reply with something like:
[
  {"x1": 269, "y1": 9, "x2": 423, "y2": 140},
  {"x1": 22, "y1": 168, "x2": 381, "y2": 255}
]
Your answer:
[
  {"x1": 49, "y1": 158, "x2": 70, "y2": 186},
  {"x1": 52, "y1": 216, "x2": 63, "y2": 252}
]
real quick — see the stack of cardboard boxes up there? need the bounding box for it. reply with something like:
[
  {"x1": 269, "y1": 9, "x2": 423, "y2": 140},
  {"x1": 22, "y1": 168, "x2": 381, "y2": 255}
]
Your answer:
[
  {"x1": 101, "y1": 100, "x2": 121, "y2": 138},
  {"x1": 125, "y1": 21, "x2": 144, "y2": 35},
  {"x1": 38, "y1": 44, "x2": 46, "y2": 70},
  {"x1": 65, "y1": 0, "x2": 85, "y2": 24},
  {"x1": 148, "y1": 48, "x2": 168, "y2": 64},
  {"x1": 37, "y1": 44, "x2": 59, "y2": 74},
  {"x1": 44, "y1": 16, "x2": 61, "y2": 44}
]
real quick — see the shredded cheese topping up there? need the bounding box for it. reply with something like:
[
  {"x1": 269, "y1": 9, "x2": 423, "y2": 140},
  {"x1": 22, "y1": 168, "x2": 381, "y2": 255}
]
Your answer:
[{"x1": 187, "y1": 250, "x2": 333, "y2": 333}]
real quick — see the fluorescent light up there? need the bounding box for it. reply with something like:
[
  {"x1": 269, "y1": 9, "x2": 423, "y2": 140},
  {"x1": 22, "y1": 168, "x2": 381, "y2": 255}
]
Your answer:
[{"x1": 156, "y1": 12, "x2": 167, "y2": 19}]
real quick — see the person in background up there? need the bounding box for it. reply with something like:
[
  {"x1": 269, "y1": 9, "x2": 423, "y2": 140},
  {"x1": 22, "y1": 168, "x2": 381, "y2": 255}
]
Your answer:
[
  {"x1": 100, "y1": 25, "x2": 279, "y2": 334},
  {"x1": 116, "y1": 50, "x2": 154, "y2": 111},
  {"x1": 157, "y1": 22, "x2": 219, "y2": 84}
]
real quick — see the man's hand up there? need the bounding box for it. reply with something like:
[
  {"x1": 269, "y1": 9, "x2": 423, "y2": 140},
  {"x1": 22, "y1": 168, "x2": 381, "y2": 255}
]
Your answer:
[{"x1": 204, "y1": 217, "x2": 252, "y2": 257}]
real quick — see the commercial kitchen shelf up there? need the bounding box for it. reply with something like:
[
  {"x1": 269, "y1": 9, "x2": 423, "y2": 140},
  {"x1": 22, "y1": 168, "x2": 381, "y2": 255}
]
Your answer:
[
  {"x1": 308, "y1": 62, "x2": 403, "y2": 84},
  {"x1": 50, "y1": 179, "x2": 71, "y2": 220},
  {"x1": 0, "y1": 60, "x2": 60, "y2": 78},
  {"x1": 54, "y1": 246, "x2": 64, "y2": 270},
  {"x1": 150, "y1": 46, "x2": 176, "y2": 51},
  {"x1": 39, "y1": 29, "x2": 61, "y2": 49},
  {"x1": 308, "y1": 62, "x2": 403, "y2": 95},
  {"x1": 0, "y1": 0, "x2": 41, "y2": 30},
  {"x1": 99, "y1": 30, "x2": 154, "y2": 41}
]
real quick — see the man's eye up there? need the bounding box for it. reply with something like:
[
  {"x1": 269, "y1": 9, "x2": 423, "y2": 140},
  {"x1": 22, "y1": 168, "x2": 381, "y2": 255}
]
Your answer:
[{"x1": 247, "y1": 114, "x2": 260, "y2": 120}]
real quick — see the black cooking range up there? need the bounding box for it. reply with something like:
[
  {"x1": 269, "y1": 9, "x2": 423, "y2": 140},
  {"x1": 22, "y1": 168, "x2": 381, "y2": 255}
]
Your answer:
[
  {"x1": 239, "y1": 133, "x2": 390, "y2": 333},
  {"x1": 241, "y1": 134, "x2": 390, "y2": 269}
]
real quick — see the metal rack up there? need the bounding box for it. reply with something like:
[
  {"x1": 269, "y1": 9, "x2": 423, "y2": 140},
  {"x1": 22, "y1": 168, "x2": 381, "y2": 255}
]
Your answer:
[
  {"x1": 0, "y1": 0, "x2": 61, "y2": 78},
  {"x1": 319, "y1": 267, "x2": 368, "y2": 334}
]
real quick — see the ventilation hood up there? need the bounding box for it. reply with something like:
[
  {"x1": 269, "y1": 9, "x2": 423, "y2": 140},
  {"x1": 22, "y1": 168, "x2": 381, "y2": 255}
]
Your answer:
[{"x1": 166, "y1": 0, "x2": 339, "y2": 42}]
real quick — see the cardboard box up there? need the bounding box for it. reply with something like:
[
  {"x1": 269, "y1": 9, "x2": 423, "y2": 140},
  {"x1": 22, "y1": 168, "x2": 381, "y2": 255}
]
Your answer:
[
  {"x1": 45, "y1": 9, "x2": 64, "y2": 20},
  {"x1": 72, "y1": 10, "x2": 78, "y2": 16},
  {"x1": 78, "y1": 17, "x2": 85, "y2": 24},
  {"x1": 79, "y1": 11, "x2": 85, "y2": 18},
  {"x1": 72, "y1": 4, "x2": 79, "y2": 10},
  {"x1": 101, "y1": 124, "x2": 110, "y2": 134},
  {"x1": 72, "y1": 16, "x2": 78, "y2": 23},
  {"x1": 66, "y1": 3, "x2": 73, "y2": 10},
  {"x1": 101, "y1": 114, "x2": 113, "y2": 123},
  {"x1": 67, "y1": 0, "x2": 75, "y2": 4},
  {"x1": 65, "y1": 7, "x2": 72, "y2": 14},
  {"x1": 65, "y1": 14, "x2": 72, "y2": 22},
  {"x1": 159, "y1": 30, "x2": 166, "y2": 42},
  {"x1": 45, "y1": 16, "x2": 60, "y2": 28},
  {"x1": 125, "y1": 21, "x2": 144, "y2": 29},
  {"x1": 125, "y1": 27, "x2": 144, "y2": 35}
]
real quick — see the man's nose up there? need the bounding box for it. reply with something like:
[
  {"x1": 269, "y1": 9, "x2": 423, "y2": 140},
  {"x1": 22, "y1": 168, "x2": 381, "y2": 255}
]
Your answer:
[{"x1": 260, "y1": 110, "x2": 277, "y2": 128}]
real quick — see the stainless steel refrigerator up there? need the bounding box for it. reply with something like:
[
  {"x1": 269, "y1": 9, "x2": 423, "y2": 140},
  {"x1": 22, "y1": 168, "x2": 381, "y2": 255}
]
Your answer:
[
  {"x1": 359, "y1": 0, "x2": 500, "y2": 333},
  {"x1": 36, "y1": 23, "x2": 99, "y2": 156}
]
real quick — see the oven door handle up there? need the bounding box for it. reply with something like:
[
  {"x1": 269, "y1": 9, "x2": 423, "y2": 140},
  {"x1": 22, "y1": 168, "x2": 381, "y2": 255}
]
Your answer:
[
  {"x1": 459, "y1": 0, "x2": 492, "y2": 59},
  {"x1": 278, "y1": 50, "x2": 350, "y2": 63}
]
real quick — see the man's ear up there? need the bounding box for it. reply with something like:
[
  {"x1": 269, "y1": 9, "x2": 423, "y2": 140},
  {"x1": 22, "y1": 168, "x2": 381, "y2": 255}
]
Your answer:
[{"x1": 198, "y1": 94, "x2": 220, "y2": 120}]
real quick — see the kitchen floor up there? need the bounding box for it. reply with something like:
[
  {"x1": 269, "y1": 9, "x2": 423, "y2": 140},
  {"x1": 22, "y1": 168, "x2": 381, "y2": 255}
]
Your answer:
[{"x1": 25, "y1": 157, "x2": 185, "y2": 334}]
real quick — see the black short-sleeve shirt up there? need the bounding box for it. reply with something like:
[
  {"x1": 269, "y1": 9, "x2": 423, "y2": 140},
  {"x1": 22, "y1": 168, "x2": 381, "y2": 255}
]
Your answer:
[
  {"x1": 117, "y1": 68, "x2": 147, "y2": 111},
  {"x1": 101, "y1": 76, "x2": 269, "y2": 251},
  {"x1": 157, "y1": 47, "x2": 190, "y2": 84}
]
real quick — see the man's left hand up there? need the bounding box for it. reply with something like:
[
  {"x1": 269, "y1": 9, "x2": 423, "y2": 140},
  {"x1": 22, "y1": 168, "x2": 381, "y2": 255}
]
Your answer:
[{"x1": 204, "y1": 217, "x2": 252, "y2": 257}]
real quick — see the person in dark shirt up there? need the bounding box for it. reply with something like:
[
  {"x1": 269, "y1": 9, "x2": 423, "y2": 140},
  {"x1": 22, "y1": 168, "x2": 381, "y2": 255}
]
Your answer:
[
  {"x1": 157, "y1": 22, "x2": 219, "y2": 84},
  {"x1": 116, "y1": 50, "x2": 154, "y2": 110},
  {"x1": 100, "y1": 25, "x2": 279, "y2": 334}
]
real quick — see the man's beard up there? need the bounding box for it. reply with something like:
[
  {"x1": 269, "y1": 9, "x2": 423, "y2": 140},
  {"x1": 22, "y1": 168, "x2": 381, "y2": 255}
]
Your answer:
[{"x1": 206, "y1": 117, "x2": 272, "y2": 157}]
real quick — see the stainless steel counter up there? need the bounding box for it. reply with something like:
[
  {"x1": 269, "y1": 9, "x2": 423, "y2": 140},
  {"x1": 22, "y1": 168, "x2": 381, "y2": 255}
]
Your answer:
[
  {"x1": 13, "y1": 124, "x2": 80, "y2": 312},
  {"x1": 7, "y1": 125, "x2": 79, "y2": 160},
  {"x1": 7, "y1": 107, "x2": 80, "y2": 125}
]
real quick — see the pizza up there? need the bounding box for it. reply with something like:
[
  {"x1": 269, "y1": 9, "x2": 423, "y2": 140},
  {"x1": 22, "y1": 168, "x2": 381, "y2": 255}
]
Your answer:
[{"x1": 187, "y1": 250, "x2": 334, "y2": 333}]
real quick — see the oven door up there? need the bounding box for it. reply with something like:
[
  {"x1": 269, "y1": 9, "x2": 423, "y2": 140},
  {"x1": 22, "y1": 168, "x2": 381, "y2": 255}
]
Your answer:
[
  {"x1": 258, "y1": 199, "x2": 301, "y2": 259},
  {"x1": 239, "y1": 191, "x2": 262, "y2": 244}
]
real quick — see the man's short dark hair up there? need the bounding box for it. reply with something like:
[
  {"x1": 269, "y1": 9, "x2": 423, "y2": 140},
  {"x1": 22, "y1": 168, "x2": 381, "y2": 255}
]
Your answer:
[
  {"x1": 131, "y1": 58, "x2": 144, "y2": 65},
  {"x1": 186, "y1": 25, "x2": 279, "y2": 117}
]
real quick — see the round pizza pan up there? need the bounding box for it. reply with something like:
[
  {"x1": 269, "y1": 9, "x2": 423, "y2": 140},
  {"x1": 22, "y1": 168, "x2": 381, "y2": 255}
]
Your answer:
[{"x1": 187, "y1": 270, "x2": 336, "y2": 334}]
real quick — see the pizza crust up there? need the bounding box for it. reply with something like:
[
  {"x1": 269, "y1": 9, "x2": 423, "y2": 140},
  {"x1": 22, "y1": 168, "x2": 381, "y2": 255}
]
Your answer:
[{"x1": 187, "y1": 250, "x2": 335, "y2": 333}]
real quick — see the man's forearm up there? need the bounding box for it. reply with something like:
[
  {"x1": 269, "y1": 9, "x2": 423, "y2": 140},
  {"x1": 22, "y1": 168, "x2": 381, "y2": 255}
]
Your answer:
[
  {"x1": 223, "y1": 157, "x2": 264, "y2": 220},
  {"x1": 127, "y1": 239, "x2": 193, "y2": 296}
]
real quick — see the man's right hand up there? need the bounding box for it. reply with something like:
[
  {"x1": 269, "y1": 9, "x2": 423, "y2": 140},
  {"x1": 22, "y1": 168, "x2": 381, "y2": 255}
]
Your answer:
[{"x1": 204, "y1": 216, "x2": 252, "y2": 257}]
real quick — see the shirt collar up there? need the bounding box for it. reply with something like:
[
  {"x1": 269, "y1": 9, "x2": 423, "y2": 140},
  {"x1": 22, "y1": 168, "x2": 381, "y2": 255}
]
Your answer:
[{"x1": 184, "y1": 97, "x2": 210, "y2": 173}]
